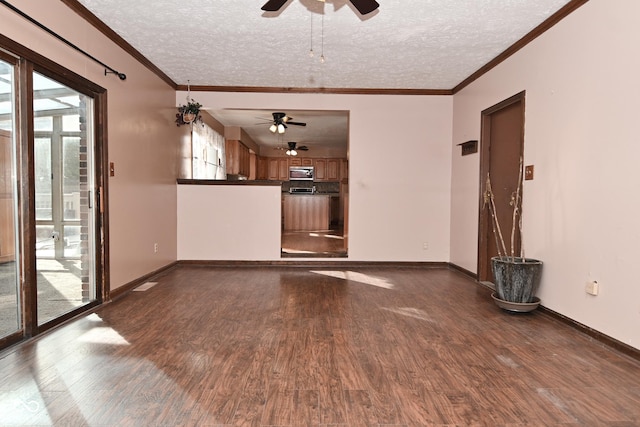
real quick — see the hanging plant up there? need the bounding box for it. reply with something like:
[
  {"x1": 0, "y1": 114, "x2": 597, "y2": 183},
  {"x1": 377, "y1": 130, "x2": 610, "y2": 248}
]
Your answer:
[
  {"x1": 176, "y1": 99, "x2": 202, "y2": 126},
  {"x1": 175, "y1": 80, "x2": 203, "y2": 126}
]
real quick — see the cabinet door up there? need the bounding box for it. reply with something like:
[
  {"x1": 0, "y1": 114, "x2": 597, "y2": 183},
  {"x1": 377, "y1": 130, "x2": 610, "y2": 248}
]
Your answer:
[
  {"x1": 301, "y1": 158, "x2": 313, "y2": 166},
  {"x1": 239, "y1": 143, "x2": 250, "y2": 176},
  {"x1": 340, "y1": 159, "x2": 348, "y2": 181},
  {"x1": 314, "y1": 159, "x2": 327, "y2": 181},
  {"x1": 225, "y1": 140, "x2": 239, "y2": 175},
  {"x1": 289, "y1": 158, "x2": 302, "y2": 166},
  {"x1": 326, "y1": 159, "x2": 340, "y2": 181},
  {"x1": 267, "y1": 158, "x2": 280, "y2": 180},
  {"x1": 278, "y1": 158, "x2": 289, "y2": 180},
  {"x1": 257, "y1": 156, "x2": 268, "y2": 180}
]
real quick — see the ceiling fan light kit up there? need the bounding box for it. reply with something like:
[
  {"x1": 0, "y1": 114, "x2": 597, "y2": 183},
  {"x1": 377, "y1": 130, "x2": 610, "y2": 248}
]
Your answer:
[
  {"x1": 261, "y1": 0, "x2": 379, "y2": 15},
  {"x1": 286, "y1": 141, "x2": 309, "y2": 156},
  {"x1": 269, "y1": 112, "x2": 306, "y2": 134}
]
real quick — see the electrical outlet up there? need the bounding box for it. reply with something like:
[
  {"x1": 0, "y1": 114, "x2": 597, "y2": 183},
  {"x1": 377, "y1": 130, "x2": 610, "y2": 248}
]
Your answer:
[
  {"x1": 423, "y1": 242, "x2": 429, "y2": 250},
  {"x1": 154, "y1": 243, "x2": 158, "y2": 253},
  {"x1": 585, "y1": 280, "x2": 599, "y2": 296}
]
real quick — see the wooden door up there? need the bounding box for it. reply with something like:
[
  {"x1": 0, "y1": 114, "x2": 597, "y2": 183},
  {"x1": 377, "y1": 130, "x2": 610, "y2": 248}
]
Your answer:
[{"x1": 478, "y1": 92, "x2": 525, "y2": 282}]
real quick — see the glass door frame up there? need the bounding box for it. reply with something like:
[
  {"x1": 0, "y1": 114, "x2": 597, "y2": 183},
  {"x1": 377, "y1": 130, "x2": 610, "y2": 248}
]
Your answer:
[{"x1": 0, "y1": 34, "x2": 110, "y2": 345}]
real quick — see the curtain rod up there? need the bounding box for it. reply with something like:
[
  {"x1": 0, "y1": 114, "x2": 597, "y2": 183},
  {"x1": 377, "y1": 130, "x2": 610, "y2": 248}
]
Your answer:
[{"x1": 0, "y1": 0, "x2": 126, "y2": 80}]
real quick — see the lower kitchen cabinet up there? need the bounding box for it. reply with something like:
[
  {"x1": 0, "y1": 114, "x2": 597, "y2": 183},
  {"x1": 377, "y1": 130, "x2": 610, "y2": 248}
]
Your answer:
[{"x1": 282, "y1": 195, "x2": 330, "y2": 231}]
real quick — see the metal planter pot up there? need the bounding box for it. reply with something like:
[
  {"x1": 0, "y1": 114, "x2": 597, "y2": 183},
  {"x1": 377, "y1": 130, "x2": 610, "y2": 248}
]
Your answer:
[{"x1": 491, "y1": 256, "x2": 543, "y2": 304}]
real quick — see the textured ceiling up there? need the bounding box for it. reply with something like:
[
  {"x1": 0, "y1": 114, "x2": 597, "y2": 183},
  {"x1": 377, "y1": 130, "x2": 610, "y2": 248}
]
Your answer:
[
  {"x1": 76, "y1": 0, "x2": 573, "y2": 90},
  {"x1": 71, "y1": 0, "x2": 573, "y2": 156}
]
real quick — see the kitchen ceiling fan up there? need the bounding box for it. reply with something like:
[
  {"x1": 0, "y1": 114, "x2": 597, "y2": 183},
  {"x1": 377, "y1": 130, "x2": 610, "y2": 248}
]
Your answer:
[
  {"x1": 261, "y1": 0, "x2": 379, "y2": 15},
  {"x1": 269, "y1": 112, "x2": 307, "y2": 134},
  {"x1": 289, "y1": 141, "x2": 309, "y2": 151},
  {"x1": 286, "y1": 141, "x2": 309, "y2": 156},
  {"x1": 273, "y1": 141, "x2": 310, "y2": 155}
]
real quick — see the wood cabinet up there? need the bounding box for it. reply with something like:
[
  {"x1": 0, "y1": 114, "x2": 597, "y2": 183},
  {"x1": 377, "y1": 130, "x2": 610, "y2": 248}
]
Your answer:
[
  {"x1": 314, "y1": 159, "x2": 327, "y2": 181},
  {"x1": 257, "y1": 156, "x2": 268, "y2": 180},
  {"x1": 225, "y1": 139, "x2": 250, "y2": 177},
  {"x1": 326, "y1": 159, "x2": 340, "y2": 181},
  {"x1": 340, "y1": 159, "x2": 348, "y2": 181},
  {"x1": 283, "y1": 195, "x2": 330, "y2": 231},
  {"x1": 313, "y1": 158, "x2": 342, "y2": 181},
  {"x1": 267, "y1": 158, "x2": 289, "y2": 180},
  {"x1": 288, "y1": 158, "x2": 312, "y2": 166},
  {"x1": 258, "y1": 156, "x2": 346, "y2": 181}
]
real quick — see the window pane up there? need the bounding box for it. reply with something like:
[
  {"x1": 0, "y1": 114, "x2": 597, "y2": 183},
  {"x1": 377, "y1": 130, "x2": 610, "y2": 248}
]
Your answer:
[
  {"x1": 35, "y1": 137, "x2": 52, "y2": 221},
  {"x1": 63, "y1": 114, "x2": 80, "y2": 132},
  {"x1": 63, "y1": 137, "x2": 81, "y2": 220}
]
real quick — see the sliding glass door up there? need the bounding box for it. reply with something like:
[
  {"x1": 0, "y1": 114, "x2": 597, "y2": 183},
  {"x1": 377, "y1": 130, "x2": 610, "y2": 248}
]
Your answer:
[
  {"x1": 0, "y1": 45, "x2": 107, "y2": 348},
  {"x1": 33, "y1": 72, "x2": 97, "y2": 326},
  {"x1": 0, "y1": 59, "x2": 20, "y2": 340}
]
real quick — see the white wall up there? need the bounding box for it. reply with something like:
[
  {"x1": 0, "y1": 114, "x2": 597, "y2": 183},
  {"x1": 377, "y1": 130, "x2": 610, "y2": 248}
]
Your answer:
[
  {"x1": 177, "y1": 185, "x2": 281, "y2": 260},
  {"x1": 450, "y1": 0, "x2": 640, "y2": 349},
  {"x1": 2, "y1": 1, "x2": 180, "y2": 290},
  {"x1": 181, "y1": 92, "x2": 453, "y2": 262}
]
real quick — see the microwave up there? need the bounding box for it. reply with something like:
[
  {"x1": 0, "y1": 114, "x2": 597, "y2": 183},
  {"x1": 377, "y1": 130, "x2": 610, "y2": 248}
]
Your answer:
[{"x1": 289, "y1": 166, "x2": 314, "y2": 181}]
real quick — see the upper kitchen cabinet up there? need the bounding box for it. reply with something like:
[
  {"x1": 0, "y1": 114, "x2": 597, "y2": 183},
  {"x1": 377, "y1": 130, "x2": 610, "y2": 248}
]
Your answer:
[
  {"x1": 289, "y1": 158, "x2": 313, "y2": 167},
  {"x1": 226, "y1": 139, "x2": 250, "y2": 177},
  {"x1": 314, "y1": 159, "x2": 327, "y2": 181},
  {"x1": 340, "y1": 159, "x2": 348, "y2": 182},
  {"x1": 313, "y1": 158, "x2": 342, "y2": 182},
  {"x1": 326, "y1": 159, "x2": 340, "y2": 181},
  {"x1": 267, "y1": 157, "x2": 289, "y2": 181}
]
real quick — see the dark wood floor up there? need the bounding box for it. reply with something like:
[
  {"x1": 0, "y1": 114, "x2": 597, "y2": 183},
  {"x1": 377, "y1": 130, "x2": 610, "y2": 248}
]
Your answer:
[
  {"x1": 1, "y1": 266, "x2": 639, "y2": 426},
  {"x1": 281, "y1": 225, "x2": 347, "y2": 257}
]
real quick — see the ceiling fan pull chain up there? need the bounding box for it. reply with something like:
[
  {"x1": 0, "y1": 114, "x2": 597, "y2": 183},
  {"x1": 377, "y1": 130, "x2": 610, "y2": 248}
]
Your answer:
[
  {"x1": 320, "y1": 13, "x2": 325, "y2": 63},
  {"x1": 309, "y1": 12, "x2": 314, "y2": 58}
]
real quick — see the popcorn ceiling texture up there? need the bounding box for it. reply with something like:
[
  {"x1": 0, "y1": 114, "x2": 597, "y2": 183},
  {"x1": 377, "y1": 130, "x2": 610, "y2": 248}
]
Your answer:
[{"x1": 78, "y1": 0, "x2": 572, "y2": 89}]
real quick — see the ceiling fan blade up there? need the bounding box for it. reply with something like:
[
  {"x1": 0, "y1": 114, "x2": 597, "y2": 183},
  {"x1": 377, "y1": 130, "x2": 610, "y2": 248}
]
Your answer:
[
  {"x1": 261, "y1": 0, "x2": 288, "y2": 11},
  {"x1": 349, "y1": 0, "x2": 379, "y2": 15},
  {"x1": 298, "y1": 146, "x2": 309, "y2": 151},
  {"x1": 287, "y1": 121, "x2": 306, "y2": 126}
]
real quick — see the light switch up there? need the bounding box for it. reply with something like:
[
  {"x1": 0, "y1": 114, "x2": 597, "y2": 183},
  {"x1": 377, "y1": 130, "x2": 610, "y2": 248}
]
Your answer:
[
  {"x1": 110, "y1": 162, "x2": 115, "y2": 177},
  {"x1": 524, "y1": 165, "x2": 534, "y2": 180}
]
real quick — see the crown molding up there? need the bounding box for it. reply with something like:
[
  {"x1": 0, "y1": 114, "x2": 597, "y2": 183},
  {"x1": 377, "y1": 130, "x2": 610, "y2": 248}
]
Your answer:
[
  {"x1": 176, "y1": 85, "x2": 453, "y2": 96},
  {"x1": 60, "y1": 0, "x2": 588, "y2": 96},
  {"x1": 59, "y1": 0, "x2": 177, "y2": 89},
  {"x1": 452, "y1": 0, "x2": 589, "y2": 94}
]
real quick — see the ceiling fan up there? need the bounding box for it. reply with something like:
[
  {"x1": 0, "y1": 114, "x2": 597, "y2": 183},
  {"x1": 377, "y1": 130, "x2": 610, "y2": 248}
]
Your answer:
[
  {"x1": 269, "y1": 112, "x2": 307, "y2": 134},
  {"x1": 287, "y1": 141, "x2": 309, "y2": 156},
  {"x1": 274, "y1": 141, "x2": 310, "y2": 155},
  {"x1": 261, "y1": 0, "x2": 379, "y2": 15}
]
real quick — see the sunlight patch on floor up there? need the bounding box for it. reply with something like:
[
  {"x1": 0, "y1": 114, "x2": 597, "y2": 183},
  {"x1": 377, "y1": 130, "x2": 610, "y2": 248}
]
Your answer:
[
  {"x1": 382, "y1": 307, "x2": 435, "y2": 322},
  {"x1": 77, "y1": 327, "x2": 130, "y2": 346},
  {"x1": 310, "y1": 270, "x2": 394, "y2": 289},
  {"x1": 133, "y1": 282, "x2": 158, "y2": 292},
  {"x1": 281, "y1": 248, "x2": 317, "y2": 254}
]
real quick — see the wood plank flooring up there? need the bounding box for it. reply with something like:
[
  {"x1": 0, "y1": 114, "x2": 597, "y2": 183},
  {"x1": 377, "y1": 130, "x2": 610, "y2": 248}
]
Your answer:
[
  {"x1": 0, "y1": 266, "x2": 639, "y2": 426},
  {"x1": 281, "y1": 226, "x2": 347, "y2": 257}
]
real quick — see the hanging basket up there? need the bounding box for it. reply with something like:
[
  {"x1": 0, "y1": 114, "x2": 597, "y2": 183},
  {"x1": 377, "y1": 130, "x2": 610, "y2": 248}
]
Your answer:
[{"x1": 182, "y1": 112, "x2": 196, "y2": 124}]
